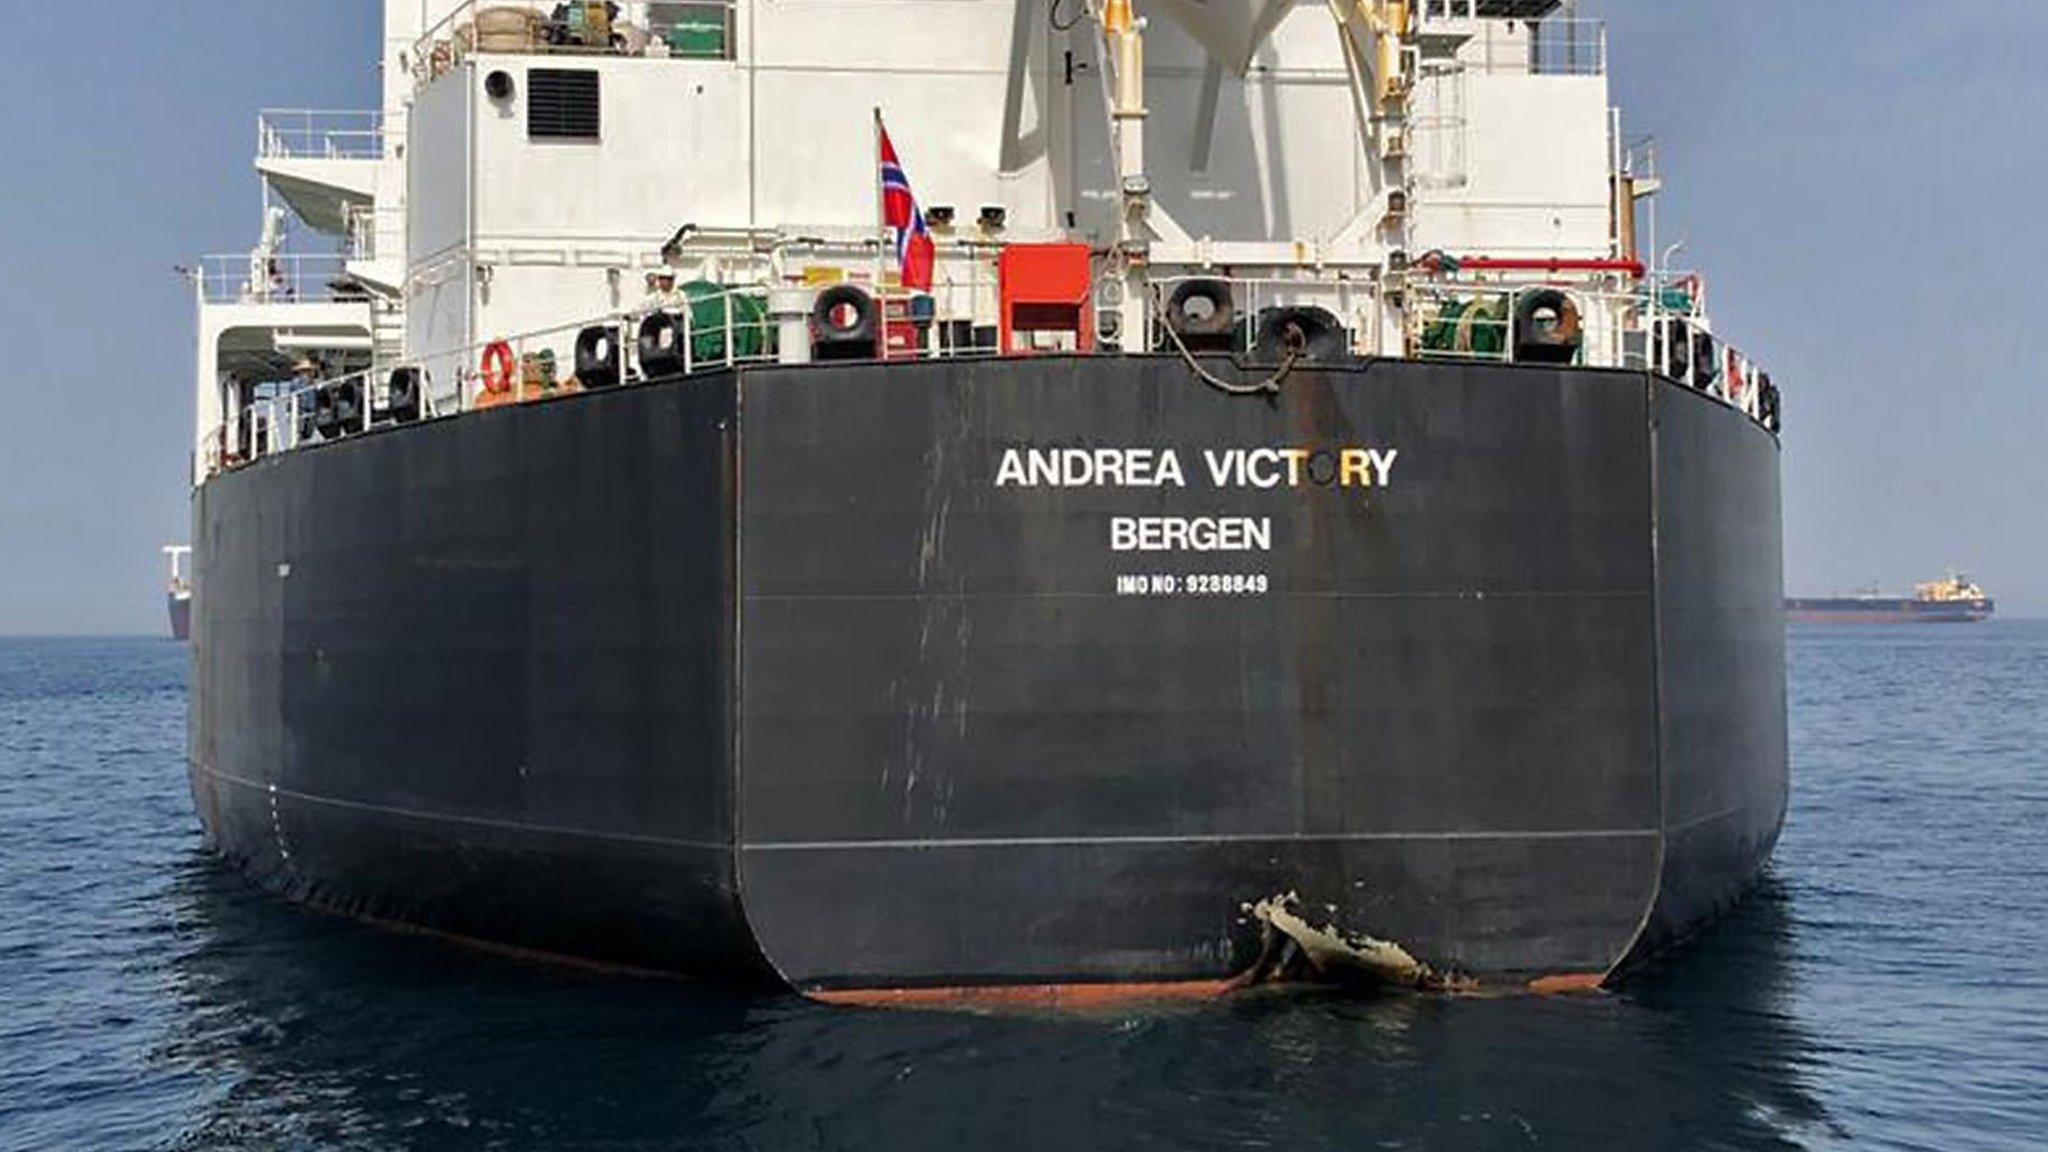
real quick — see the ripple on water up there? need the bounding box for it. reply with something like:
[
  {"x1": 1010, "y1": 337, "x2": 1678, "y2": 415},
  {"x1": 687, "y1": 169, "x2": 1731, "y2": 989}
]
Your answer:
[{"x1": 0, "y1": 631, "x2": 2045, "y2": 1151}]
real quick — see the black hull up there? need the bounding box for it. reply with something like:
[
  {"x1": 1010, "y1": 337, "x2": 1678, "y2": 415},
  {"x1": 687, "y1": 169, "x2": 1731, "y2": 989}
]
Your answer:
[
  {"x1": 189, "y1": 357, "x2": 1787, "y2": 995},
  {"x1": 169, "y1": 592, "x2": 191, "y2": 642}
]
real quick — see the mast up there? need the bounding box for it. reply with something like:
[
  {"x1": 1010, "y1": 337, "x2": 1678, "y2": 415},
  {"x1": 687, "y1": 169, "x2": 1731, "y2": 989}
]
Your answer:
[{"x1": 1101, "y1": 0, "x2": 1152, "y2": 345}]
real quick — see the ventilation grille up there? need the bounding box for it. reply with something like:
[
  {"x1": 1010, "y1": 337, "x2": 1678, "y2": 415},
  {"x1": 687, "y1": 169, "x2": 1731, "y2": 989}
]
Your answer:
[{"x1": 528, "y1": 69, "x2": 600, "y2": 140}]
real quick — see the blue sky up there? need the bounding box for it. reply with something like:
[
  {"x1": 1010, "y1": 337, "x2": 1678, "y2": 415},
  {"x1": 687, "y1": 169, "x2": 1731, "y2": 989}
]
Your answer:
[
  {"x1": 1, "y1": 1, "x2": 2043, "y2": 632},
  {"x1": 0, "y1": 3, "x2": 379, "y2": 635}
]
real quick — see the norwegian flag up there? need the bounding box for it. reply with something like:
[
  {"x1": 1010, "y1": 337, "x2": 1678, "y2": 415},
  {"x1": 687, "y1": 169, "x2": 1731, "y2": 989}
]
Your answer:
[{"x1": 879, "y1": 121, "x2": 936, "y2": 293}]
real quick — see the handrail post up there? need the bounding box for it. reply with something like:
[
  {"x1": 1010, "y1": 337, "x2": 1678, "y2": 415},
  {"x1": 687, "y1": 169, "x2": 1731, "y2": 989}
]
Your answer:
[{"x1": 682, "y1": 300, "x2": 695, "y2": 377}]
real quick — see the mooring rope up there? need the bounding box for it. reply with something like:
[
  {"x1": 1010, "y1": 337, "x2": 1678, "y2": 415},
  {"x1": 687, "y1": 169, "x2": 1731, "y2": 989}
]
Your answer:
[{"x1": 1150, "y1": 293, "x2": 1299, "y2": 397}]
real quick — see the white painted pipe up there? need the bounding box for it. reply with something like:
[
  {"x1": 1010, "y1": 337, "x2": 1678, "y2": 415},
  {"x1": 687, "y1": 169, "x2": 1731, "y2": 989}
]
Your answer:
[{"x1": 770, "y1": 286, "x2": 815, "y2": 365}]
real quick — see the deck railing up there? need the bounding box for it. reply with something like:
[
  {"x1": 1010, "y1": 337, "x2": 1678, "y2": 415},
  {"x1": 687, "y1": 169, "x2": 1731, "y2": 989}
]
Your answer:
[
  {"x1": 1462, "y1": 19, "x2": 1606, "y2": 77},
  {"x1": 257, "y1": 109, "x2": 385, "y2": 161},
  {"x1": 193, "y1": 253, "x2": 363, "y2": 306},
  {"x1": 1520, "y1": 19, "x2": 1606, "y2": 77},
  {"x1": 202, "y1": 283, "x2": 781, "y2": 476},
  {"x1": 345, "y1": 205, "x2": 409, "y2": 263},
  {"x1": 200, "y1": 271, "x2": 1777, "y2": 480}
]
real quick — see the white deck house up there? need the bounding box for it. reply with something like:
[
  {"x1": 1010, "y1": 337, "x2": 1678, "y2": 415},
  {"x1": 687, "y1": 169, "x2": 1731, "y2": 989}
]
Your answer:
[{"x1": 195, "y1": 1, "x2": 1744, "y2": 479}]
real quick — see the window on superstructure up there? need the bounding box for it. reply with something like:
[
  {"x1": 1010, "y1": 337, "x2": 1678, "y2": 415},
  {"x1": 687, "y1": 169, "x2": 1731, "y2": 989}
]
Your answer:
[{"x1": 528, "y1": 69, "x2": 601, "y2": 141}]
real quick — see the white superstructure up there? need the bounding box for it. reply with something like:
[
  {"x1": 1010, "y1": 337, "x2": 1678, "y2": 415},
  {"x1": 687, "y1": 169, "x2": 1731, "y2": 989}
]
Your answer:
[{"x1": 193, "y1": 0, "x2": 1769, "y2": 481}]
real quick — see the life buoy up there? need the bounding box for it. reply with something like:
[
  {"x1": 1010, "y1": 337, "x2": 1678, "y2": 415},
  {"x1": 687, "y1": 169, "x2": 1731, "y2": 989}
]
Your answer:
[{"x1": 479, "y1": 341, "x2": 516, "y2": 396}]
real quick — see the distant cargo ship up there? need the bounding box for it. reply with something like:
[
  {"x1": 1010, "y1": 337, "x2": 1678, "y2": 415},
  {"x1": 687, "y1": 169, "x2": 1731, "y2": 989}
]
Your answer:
[
  {"x1": 1786, "y1": 575, "x2": 1994, "y2": 624},
  {"x1": 163, "y1": 545, "x2": 191, "y2": 642}
]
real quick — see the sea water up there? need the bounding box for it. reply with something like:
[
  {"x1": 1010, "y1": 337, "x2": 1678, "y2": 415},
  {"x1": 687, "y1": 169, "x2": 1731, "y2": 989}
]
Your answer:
[{"x1": 2, "y1": 627, "x2": 2044, "y2": 1150}]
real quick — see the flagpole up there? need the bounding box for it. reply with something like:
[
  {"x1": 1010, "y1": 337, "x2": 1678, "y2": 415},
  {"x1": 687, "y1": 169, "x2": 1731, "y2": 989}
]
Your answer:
[{"x1": 873, "y1": 107, "x2": 887, "y2": 287}]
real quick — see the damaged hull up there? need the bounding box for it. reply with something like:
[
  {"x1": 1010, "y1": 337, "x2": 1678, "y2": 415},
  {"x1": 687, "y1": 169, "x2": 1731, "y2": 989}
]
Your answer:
[{"x1": 188, "y1": 356, "x2": 1787, "y2": 994}]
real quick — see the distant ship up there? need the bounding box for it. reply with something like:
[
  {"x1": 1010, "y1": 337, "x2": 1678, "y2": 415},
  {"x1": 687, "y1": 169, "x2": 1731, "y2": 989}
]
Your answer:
[
  {"x1": 164, "y1": 545, "x2": 192, "y2": 641},
  {"x1": 1786, "y1": 574, "x2": 1994, "y2": 624}
]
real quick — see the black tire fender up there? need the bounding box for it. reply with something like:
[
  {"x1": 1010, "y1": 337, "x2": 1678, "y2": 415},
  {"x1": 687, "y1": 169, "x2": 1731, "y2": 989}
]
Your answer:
[
  {"x1": 1166, "y1": 279, "x2": 1237, "y2": 339},
  {"x1": 386, "y1": 367, "x2": 422, "y2": 423},
  {"x1": 1252, "y1": 305, "x2": 1351, "y2": 365},
  {"x1": 1691, "y1": 328, "x2": 1720, "y2": 392},
  {"x1": 576, "y1": 325, "x2": 622, "y2": 389},
  {"x1": 812, "y1": 285, "x2": 878, "y2": 345},
  {"x1": 1512, "y1": 288, "x2": 1584, "y2": 365},
  {"x1": 331, "y1": 378, "x2": 362, "y2": 434},
  {"x1": 311, "y1": 384, "x2": 339, "y2": 439}
]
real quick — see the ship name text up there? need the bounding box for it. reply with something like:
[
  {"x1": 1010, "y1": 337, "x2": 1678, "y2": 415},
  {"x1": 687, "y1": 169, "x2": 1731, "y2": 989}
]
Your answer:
[{"x1": 993, "y1": 446, "x2": 1399, "y2": 491}]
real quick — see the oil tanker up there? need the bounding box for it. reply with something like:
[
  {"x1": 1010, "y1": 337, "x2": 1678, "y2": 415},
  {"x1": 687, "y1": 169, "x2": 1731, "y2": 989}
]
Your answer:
[
  {"x1": 1787, "y1": 575, "x2": 1995, "y2": 625},
  {"x1": 184, "y1": 0, "x2": 1788, "y2": 1000}
]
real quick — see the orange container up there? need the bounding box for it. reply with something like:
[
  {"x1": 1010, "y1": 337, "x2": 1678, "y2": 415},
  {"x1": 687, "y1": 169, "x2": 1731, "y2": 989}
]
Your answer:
[{"x1": 998, "y1": 244, "x2": 1094, "y2": 354}]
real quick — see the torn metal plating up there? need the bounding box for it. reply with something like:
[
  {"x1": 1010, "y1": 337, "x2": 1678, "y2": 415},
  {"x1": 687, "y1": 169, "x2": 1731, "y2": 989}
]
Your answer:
[{"x1": 1231, "y1": 892, "x2": 1475, "y2": 994}]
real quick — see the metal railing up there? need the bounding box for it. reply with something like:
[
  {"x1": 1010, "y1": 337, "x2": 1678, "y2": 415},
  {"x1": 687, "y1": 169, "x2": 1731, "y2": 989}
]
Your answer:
[
  {"x1": 1523, "y1": 19, "x2": 1605, "y2": 76},
  {"x1": 1403, "y1": 272, "x2": 1772, "y2": 420},
  {"x1": 345, "y1": 205, "x2": 408, "y2": 263},
  {"x1": 1464, "y1": 19, "x2": 1606, "y2": 76},
  {"x1": 206, "y1": 368, "x2": 378, "y2": 474},
  {"x1": 1145, "y1": 275, "x2": 1381, "y2": 360},
  {"x1": 413, "y1": 1, "x2": 740, "y2": 85},
  {"x1": 1406, "y1": 281, "x2": 1645, "y2": 367},
  {"x1": 204, "y1": 282, "x2": 784, "y2": 476},
  {"x1": 1141, "y1": 269, "x2": 1773, "y2": 426},
  {"x1": 1416, "y1": 0, "x2": 1481, "y2": 21},
  {"x1": 202, "y1": 267, "x2": 1777, "y2": 479},
  {"x1": 194, "y1": 253, "x2": 363, "y2": 305},
  {"x1": 257, "y1": 109, "x2": 385, "y2": 161}
]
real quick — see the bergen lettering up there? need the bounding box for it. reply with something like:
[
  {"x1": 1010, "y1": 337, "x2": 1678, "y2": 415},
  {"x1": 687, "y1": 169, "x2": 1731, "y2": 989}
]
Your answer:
[{"x1": 1111, "y1": 516, "x2": 1272, "y2": 553}]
